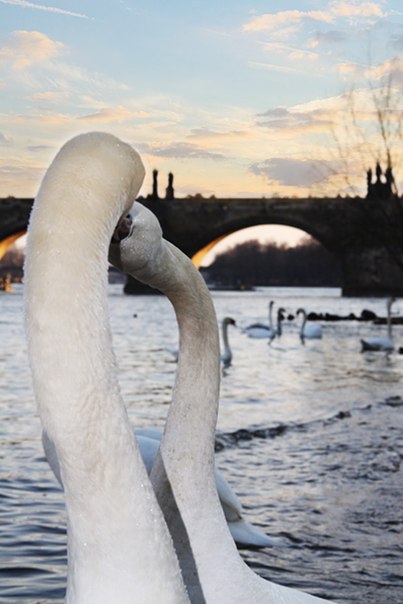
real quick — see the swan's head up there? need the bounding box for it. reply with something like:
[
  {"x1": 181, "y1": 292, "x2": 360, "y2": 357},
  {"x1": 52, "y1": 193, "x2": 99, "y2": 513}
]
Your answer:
[
  {"x1": 277, "y1": 307, "x2": 286, "y2": 319},
  {"x1": 223, "y1": 317, "x2": 236, "y2": 328},
  {"x1": 44, "y1": 132, "x2": 145, "y2": 217},
  {"x1": 109, "y1": 203, "x2": 164, "y2": 277}
]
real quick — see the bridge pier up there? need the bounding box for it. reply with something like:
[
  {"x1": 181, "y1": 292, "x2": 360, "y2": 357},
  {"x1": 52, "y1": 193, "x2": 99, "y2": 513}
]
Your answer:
[{"x1": 341, "y1": 246, "x2": 403, "y2": 297}]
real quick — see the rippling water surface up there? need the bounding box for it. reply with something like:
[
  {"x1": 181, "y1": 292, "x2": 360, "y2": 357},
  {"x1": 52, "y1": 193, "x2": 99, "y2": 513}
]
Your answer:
[{"x1": 1, "y1": 284, "x2": 402, "y2": 603}]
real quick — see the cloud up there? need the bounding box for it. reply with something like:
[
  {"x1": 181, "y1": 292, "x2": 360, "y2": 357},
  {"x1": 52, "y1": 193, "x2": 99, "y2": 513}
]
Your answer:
[
  {"x1": 0, "y1": 0, "x2": 89, "y2": 19},
  {"x1": 329, "y1": 1, "x2": 384, "y2": 20},
  {"x1": 187, "y1": 128, "x2": 249, "y2": 142},
  {"x1": 262, "y1": 42, "x2": 320, "y2": 61},
  {"x1": 308, "y1": 30, "x2": 348, "y2": 48},
  {"x1": 0, "y1": 31, "x2": 131, "y2": 102},
  {"x1": 0, "y1": 132, "x2": 13, "y2": 145},
  {"x1": 243, "y1": 10, "x2": 332, "y2": 33},
  {"x1": 244, "y1": 2, "x2": 386, "y2": 33},
  {"x1": 0, "y1": 30, "x2": 63, "y2": 70},
  {"x1": 26, "y1": 144, "x2": 52, "y2": 152},
  {"x1": 366, "y1": 57, "x2": 403, "y2": 85},
  {"x1": 248, "y1": 61, "x2": 316, "y2": 75},
  {"x1": 78, "y1": 106, "x2": 151, "y2": 122},
  {"x1": 250, "y1": 157, "x2": 339, "y2": 187},
  {"x1": 256, "y1": 106, "x2": 333, "y2": 135},
  {"x1": 243, "y1": 2, "x2": 388, "y2": 52},
  {"x1": 139, "y1": 142, "x2": 226, "y2": 161},
  {"x1": 336, "y1": 57, "x2": 403, "y2": 87},
  {"x1": 30, "y1": 90, "x2": 68, "y2": 103}
]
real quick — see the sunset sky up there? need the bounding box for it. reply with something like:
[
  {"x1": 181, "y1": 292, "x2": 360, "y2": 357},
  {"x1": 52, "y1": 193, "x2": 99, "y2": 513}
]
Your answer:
[{"x1": 0, "y1": 1, "x2": 402, "y2": 252}]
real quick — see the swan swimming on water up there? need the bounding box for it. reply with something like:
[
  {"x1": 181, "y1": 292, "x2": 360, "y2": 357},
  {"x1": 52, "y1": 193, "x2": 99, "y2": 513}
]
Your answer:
[
  {"x1": 133, "y1": 428, "x2": 277, "y2": 548},
  {"x1": 297, "y1": 308, "x2": 322, "y2": 342},
  {"x1": 110, "y1": 203, "x2": 334, "y2": 603},
  {"x1": 361, "y1": 297, "x2": 396, "y2": 352},
  {"x1": 24, "y1": 133, "x2": 189, "y2": 603},
  {"x1": 220, "y1": 316, "x2": 236, "y2": 368},
  {"x1": 243, "y1": 300, "x2": 276, "y2": 340},
  {"x1": 166, "y1": 316, "x2": 236, "y2": 368},
  {"x1": 275, "y1": 307, "x2": 286, "y2": 336}
]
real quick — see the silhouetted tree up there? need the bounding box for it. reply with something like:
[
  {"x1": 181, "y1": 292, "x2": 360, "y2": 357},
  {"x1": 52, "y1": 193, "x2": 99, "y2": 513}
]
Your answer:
[{"x1": 207, "y1": 237, "x2": 342, "y2": 287}]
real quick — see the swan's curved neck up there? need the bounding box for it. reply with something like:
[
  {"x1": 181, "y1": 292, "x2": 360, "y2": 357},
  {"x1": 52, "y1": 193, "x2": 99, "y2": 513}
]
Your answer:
[
  {"x1": 276, "y1": 313, "x2": 282, "y2": 335},
  {"x1": 25, "y1": 173, "x2": 125, "y2": 454},
  {"x1": 222, "y1": 320, "x2": 230, "y2": 352},
  {"x1": 387, "y1": 300, "x2": 393, "y2": 339},
  {"x1": 268, "y1": 301, "x2": 274, "y2": 329},
  {"x1": 137, "y1": 242, "x2": 221, "y2": 466},
  {"x1": 25, "y1": 138, "x2": 187, "y2": 602},
  {"x1": 299, "y1": 310, "x2": 307, "y2": 335},
  {"x1": 128, "y1": 241, "x2": 237, "y2": 596}
]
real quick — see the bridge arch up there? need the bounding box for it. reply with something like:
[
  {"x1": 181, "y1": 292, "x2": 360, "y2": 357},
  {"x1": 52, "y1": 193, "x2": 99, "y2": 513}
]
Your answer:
[
  {"x1": 193, "y1": 223, "x2": 319, "y2": 267},
  {"x1": 0, "y1": 231, "x2": 26, "y2": 261},
  {"x1": 189, "y1": 216, "x2": 339, "y2": 258}
]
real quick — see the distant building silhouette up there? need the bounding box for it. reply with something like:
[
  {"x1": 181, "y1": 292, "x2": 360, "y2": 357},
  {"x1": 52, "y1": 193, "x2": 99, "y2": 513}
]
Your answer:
[{"x1": 366, "y1": 162, "x2": 395, "y2": 199}]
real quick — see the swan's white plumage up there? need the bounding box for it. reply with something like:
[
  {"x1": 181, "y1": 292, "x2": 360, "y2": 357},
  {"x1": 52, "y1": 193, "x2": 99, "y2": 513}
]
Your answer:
[
  {"x1": 110, "y1": 203, "x2": 333, "y2": 604},
  {"x1": 25, "y1": 133, "x2": 188, "y2": 603},
  {"x1": 297, "y1": 308, "x2": 322, "y2": 341},
  {"x1": 361, "y1": 297, "x2": 395, "y2": 352},
  {"x1": 244, "y1": 300, "x2": 276, "y2": 340},
  {"x1": 165, "y1": 316, "x2": 236, "y2": 367},
  {"x1": 43, "y1": 425, "x2": 275, "y2": 549},
  {"x1": 134, "y1": 428, "x2": 276, "y2": 548}
]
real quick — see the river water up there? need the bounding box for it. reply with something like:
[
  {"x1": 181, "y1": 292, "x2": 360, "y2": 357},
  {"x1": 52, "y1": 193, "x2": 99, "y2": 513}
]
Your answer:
[{"x1": 1, "y1": 283, "x2": 402, "y2": 603}]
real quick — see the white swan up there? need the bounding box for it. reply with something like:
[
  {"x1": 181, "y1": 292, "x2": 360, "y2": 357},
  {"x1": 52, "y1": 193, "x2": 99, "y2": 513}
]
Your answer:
[
  {"x1": 166, "y1": 317, "x2": 236, "y2": 367},
  {"x1": 24, "y1": 133, "x2": 189, "y2": 603},
  {"x1": 276, "y1": 307, "x2": 286, "y2": 336},
  {"x1": 243, "y1": 300, "x2": 276, "y2": 341},
  {"x1": 133, "y1": 428, "x2": 276, "y2": 548},
  {"x1": 110, "y1": 203, "x2": 333, "y2": 603},
  {"x1": 296, "y1": 308, "x2": 322, "y2": 342},
  {"x1": 221, "y1": 316, "x2": 236, "y2": 368},
  {"x1": 361, "y1": 297, "x2": 396, "y2": 352},
  {"x1": 42, "y1": 423, "x2": 275, "y2": 550}
]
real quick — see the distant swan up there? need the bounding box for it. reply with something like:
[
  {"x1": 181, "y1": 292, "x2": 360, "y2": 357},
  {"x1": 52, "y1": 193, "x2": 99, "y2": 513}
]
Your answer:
[
  {"x1": 167, "y1": 316, "x2": 236, "y2": 367},
  {"x1": 110, "y1": 203, "x2": 333, "y2": 603},
  {"x1": 297, "y1": 308, "x2": 322, "y2": 342},
  {"x1": 24, "y1": 133, "x2": 188, "y2": 603},
  {"x1": 133, "y1": 428, "x2": 276, "y2": 548},
  {"x1": 276, "y1": 307, "x2": 286, "y2": 336},
  {"x1": 243, "y1": 300, "x2": 276, "y2": 340},
  {"x1": 361, "y1": 297, "x2": 396, "y2": 352},
  {"x1": 221, "y1": 316, "x2": 236, "y2": 368}
]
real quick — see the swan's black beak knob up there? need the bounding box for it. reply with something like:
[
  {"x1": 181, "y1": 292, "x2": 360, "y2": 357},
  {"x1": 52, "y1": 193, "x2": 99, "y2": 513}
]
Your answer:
[{"x1": 112, "y1": 214, "x2": 133, "y2": 243}]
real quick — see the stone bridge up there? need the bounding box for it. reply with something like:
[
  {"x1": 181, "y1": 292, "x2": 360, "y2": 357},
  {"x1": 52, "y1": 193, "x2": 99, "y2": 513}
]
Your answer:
[{"x1": 1, "y1": 190, "x2": 403, "y2": 297}]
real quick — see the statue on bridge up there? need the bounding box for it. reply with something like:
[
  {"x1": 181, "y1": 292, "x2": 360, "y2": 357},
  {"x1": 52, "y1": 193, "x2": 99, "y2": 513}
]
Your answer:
[
  {"x1": 149, "y1": 170, "x2": 175, "y2": 200},
  {"x1": 366, "y1": 161, "x2": 396, "y2": 200},
  {"x1": 165, "y1": 172, "x2": 174, "y2": 200},
  {"x1": 152, "y1": 169, "x2": 159, "y2": 199}
]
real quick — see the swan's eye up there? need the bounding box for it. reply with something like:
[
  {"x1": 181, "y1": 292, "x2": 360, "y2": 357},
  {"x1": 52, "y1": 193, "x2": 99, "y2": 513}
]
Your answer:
[{"x1": 112, "y1": 214, "x2": 133, "y2": 243}]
